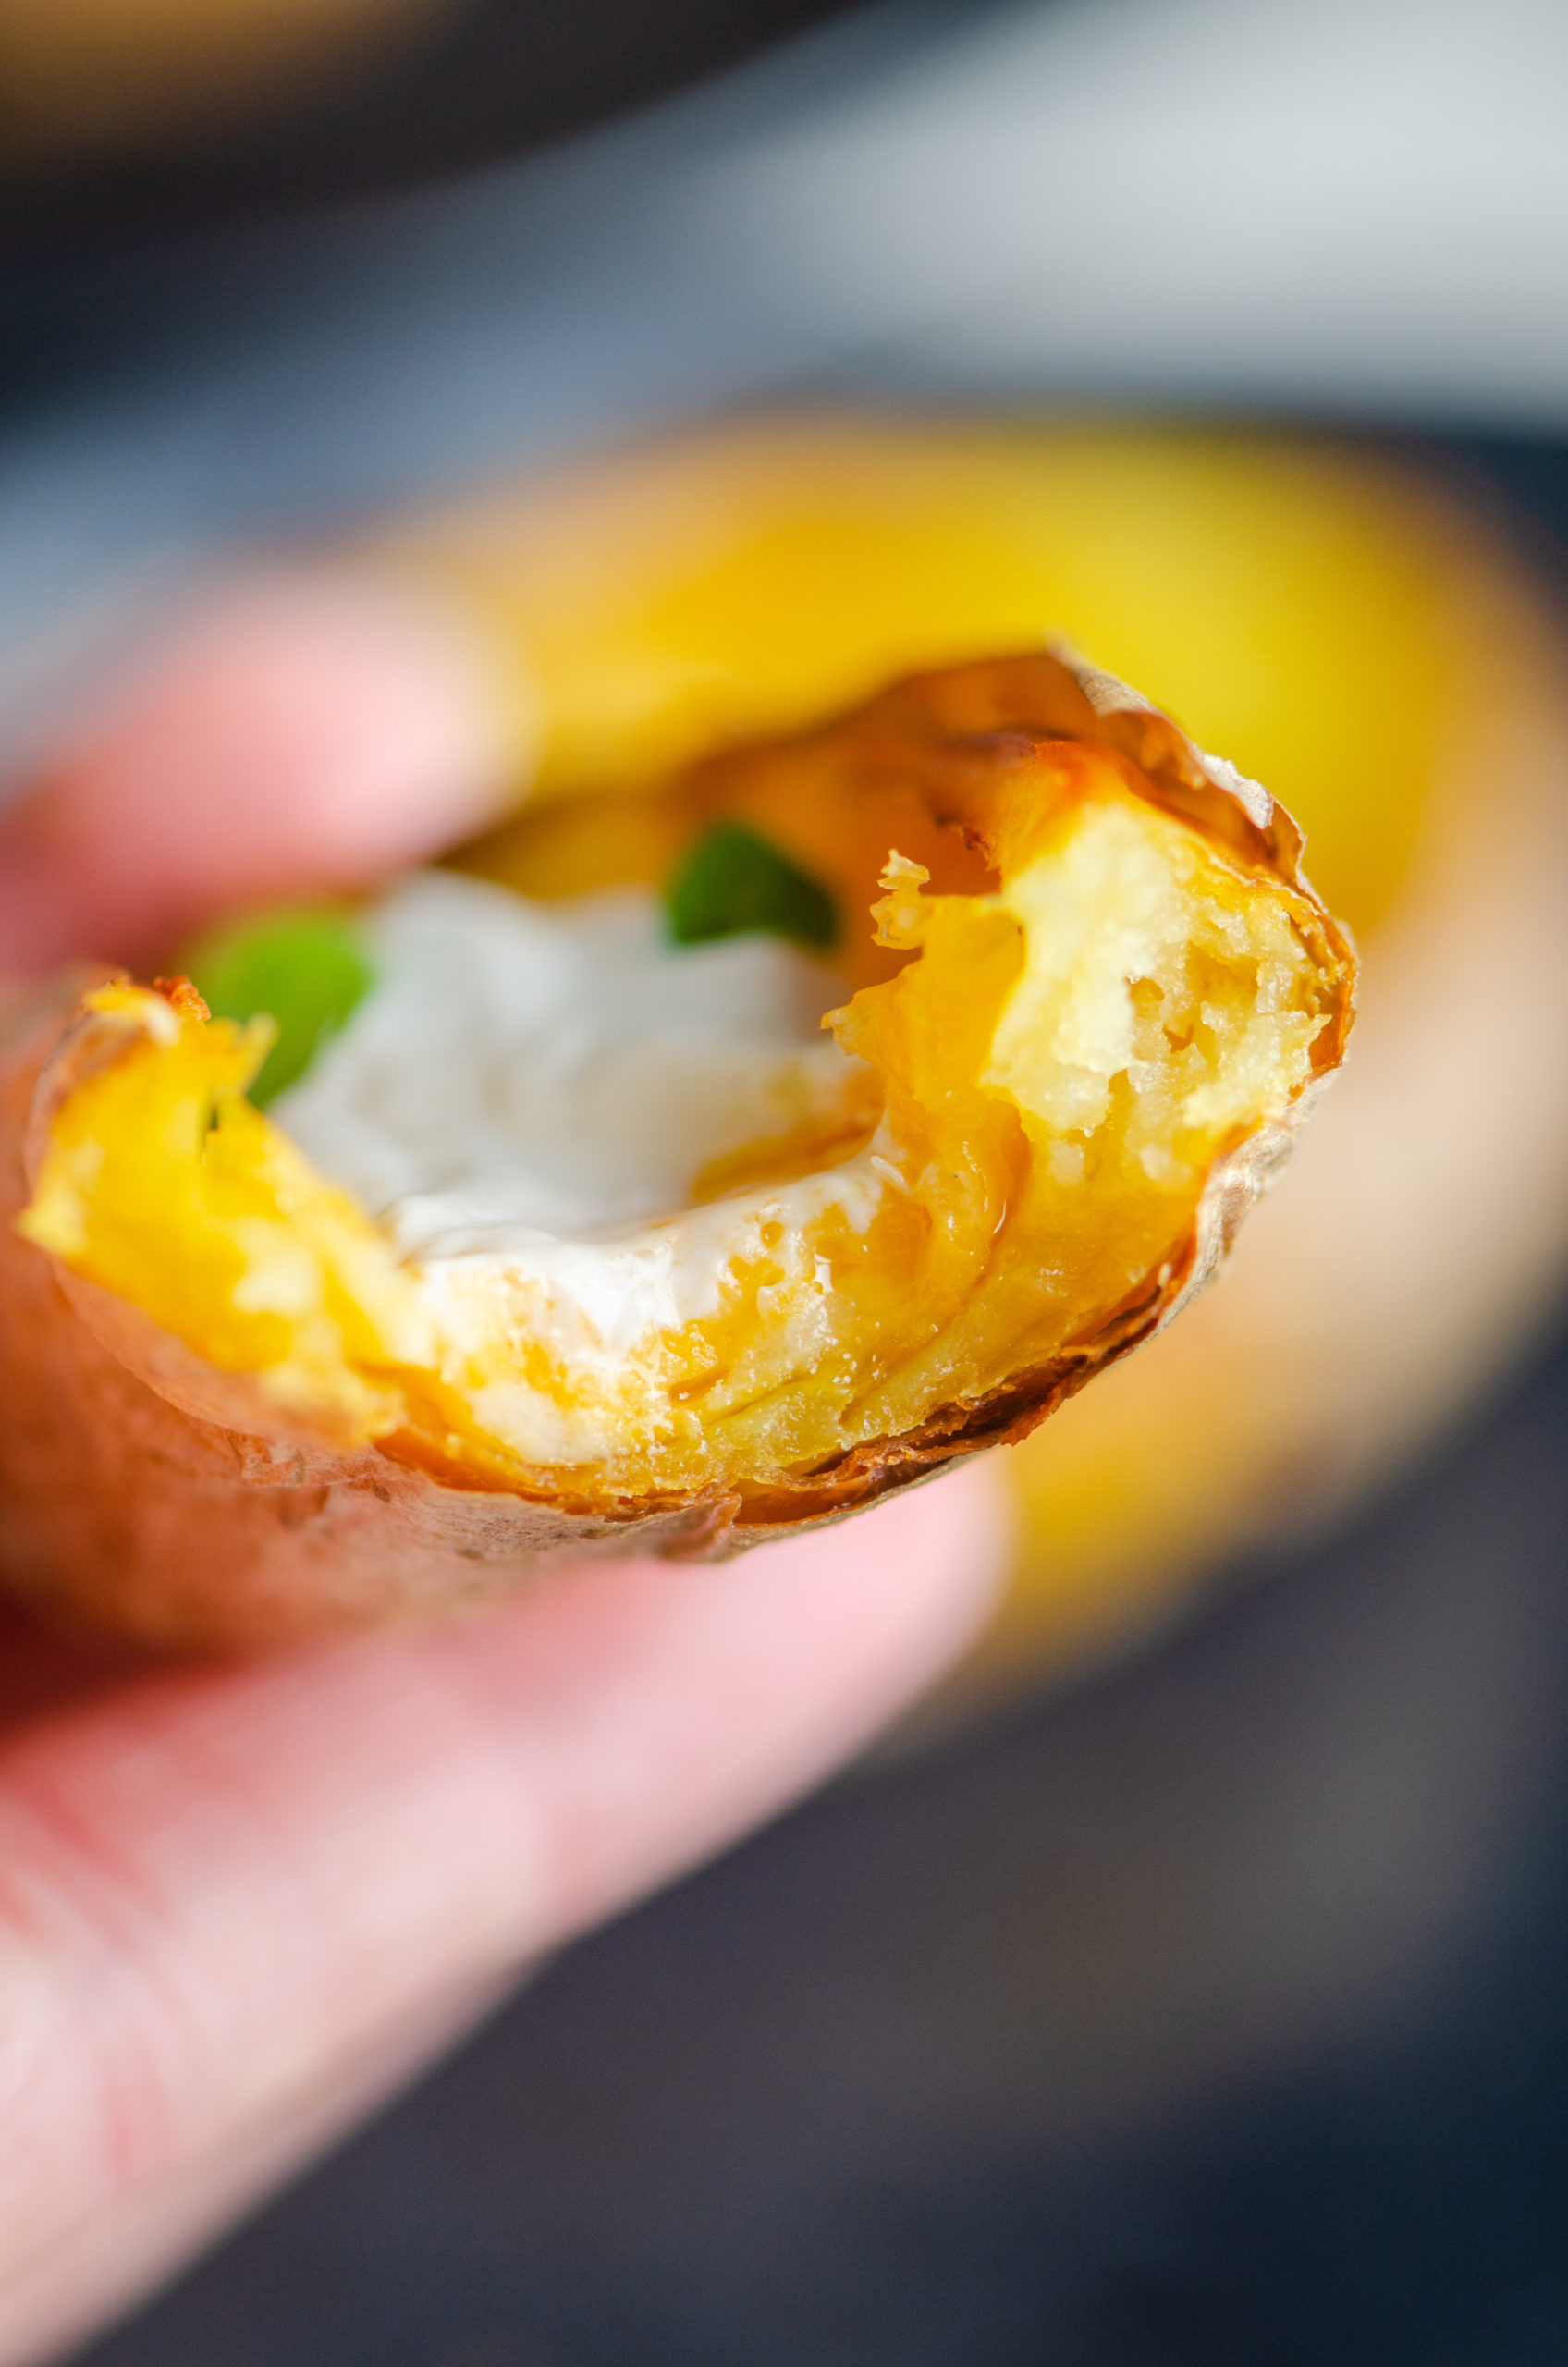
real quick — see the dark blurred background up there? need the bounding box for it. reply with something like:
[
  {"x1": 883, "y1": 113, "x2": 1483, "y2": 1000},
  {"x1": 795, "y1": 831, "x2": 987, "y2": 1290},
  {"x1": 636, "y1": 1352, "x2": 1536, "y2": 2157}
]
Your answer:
[
  {"x1": 0, "y1": 0, "x2": 863, "y2": 243},
  {"x1": 5, "y1": 2, "x2": 1568, "y2": 2359}
]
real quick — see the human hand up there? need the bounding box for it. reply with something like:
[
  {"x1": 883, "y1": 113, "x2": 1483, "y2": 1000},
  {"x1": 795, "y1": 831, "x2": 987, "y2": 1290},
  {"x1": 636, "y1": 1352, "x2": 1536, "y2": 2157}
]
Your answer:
[{"x1": 0, "y1": 572, "x2": 1008, "y2": 2365}]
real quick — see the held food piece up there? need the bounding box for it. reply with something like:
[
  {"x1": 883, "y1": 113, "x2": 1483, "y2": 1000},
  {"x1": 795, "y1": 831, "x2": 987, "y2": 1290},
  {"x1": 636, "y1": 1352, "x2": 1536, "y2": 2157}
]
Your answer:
[
  {"x1": 1, "y1": 650, "x2": 1352, "y2": 1651},
  {"x1": 398, "y1": 419, "x2": 1568, "y2": 1699}
]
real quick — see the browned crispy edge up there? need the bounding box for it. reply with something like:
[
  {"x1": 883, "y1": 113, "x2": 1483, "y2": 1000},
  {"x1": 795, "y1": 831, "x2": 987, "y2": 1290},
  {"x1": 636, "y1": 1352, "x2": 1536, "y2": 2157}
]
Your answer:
[{"x1": 0, "y1": 650, "x2": 1353, "y2": 1652}]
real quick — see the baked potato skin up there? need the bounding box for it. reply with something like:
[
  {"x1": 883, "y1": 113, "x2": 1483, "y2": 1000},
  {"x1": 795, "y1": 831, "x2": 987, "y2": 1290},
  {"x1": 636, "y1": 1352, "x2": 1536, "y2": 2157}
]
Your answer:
[
  {"x1": 0, "y1": 976, "x2": 722, "y2": 1650},
  {"x1": 0, "y1": 653, "x2": 1352, "y2": 1654}
]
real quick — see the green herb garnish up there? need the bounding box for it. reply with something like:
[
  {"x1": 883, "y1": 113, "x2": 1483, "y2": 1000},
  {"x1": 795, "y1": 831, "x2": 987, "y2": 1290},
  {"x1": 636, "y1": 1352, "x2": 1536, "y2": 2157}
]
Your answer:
[
  {"x1": 182, "y1": 905, "x2": 376, "y2": 1108},
  {"x1": 664, "y1": 822, "x2": 839, "y2": 952}
]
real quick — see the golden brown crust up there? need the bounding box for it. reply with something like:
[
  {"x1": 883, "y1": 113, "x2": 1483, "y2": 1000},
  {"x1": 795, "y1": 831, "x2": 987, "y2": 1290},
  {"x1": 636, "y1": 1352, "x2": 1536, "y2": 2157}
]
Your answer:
[{"x1": 0, "y1": 649, "x2": 1352, "y2": 1652}]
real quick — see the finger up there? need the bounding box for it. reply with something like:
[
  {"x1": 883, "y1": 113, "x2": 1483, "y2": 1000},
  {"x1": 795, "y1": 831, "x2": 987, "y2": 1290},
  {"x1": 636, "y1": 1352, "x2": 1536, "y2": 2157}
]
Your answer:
[
  {"x1": 0, "y1": 1461, "x2": 1009, "y2": 2365},
  {"x1": 0, "y1": 1963, "x2": 510, "y2": 2367},
  {"x1": 0, "y1": 1600, "x2": 141, "y2": 1732},
  {"x1": 0, "y1": 568, "x2": 523, "y2": 976}
]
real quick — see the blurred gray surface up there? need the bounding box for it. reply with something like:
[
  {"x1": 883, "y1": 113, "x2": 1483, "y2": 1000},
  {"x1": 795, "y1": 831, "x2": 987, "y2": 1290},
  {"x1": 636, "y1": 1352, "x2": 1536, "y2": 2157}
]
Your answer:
[{"x1": 6, "y1": 0, "x2": 1568, "y2": 726}]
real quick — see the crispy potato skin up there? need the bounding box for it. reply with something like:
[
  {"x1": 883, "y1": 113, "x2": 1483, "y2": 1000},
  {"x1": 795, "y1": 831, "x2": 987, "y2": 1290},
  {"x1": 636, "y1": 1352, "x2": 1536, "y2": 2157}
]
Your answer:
[{"x1": 0, "y1": 653, "x2": 1351, "y2": 1653}]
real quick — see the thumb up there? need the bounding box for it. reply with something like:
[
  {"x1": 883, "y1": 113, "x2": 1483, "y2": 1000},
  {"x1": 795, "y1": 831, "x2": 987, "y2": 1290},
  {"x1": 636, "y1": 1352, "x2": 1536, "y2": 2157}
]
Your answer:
[{"x1": 0, "y1": 567, "x2": 526, "y2": 977}]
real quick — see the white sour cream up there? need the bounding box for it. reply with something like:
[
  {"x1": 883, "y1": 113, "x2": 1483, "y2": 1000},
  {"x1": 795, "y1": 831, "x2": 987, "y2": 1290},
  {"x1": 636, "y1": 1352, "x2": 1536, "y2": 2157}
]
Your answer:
[{"x1": 276, "y1": 869, "x2": 866, "y2": 1262}]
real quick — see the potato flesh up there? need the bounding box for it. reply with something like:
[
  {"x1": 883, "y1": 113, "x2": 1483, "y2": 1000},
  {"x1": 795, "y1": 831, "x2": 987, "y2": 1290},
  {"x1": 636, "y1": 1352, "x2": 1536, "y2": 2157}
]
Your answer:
[
  {"x1": 18, "y1": 983, "x2": 436, "y2": 1437},
  {"x1": 794, "y1": 781, "x2": 1328, "y2": 1471},
  {"x1": 20, "y1": 746, "x2": 1333, "y2": 1506}
]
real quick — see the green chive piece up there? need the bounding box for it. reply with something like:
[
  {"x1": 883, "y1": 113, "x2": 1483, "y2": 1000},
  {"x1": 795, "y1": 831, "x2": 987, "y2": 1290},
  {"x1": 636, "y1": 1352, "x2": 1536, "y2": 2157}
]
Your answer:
[
  {"x1": 665, "y1": 823, "x2": 839, "y2": 952},
  {"x1": 182, "y1": 906, "x2": 376, "y2": 1109}
]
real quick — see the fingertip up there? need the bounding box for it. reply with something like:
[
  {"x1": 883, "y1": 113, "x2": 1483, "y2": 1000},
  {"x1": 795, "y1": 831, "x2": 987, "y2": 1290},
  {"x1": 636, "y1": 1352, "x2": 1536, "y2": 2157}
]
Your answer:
[
  {"x1": 744, "y1": 1457, "x2": 1015, "y2": 1696},
  {"x1": 0, "y1": 567, "x2": 531, "y2": 975},
  {"x1": 421, "y1": 1459, "x2": 1015, "y2": 1929}
]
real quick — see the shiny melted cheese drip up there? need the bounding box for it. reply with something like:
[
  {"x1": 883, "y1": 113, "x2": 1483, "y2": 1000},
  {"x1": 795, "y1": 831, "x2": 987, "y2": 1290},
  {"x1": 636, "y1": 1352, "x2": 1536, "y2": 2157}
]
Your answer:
[{"x1": 275, "y1": 872, "x2": 885, "y2": 1465}]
